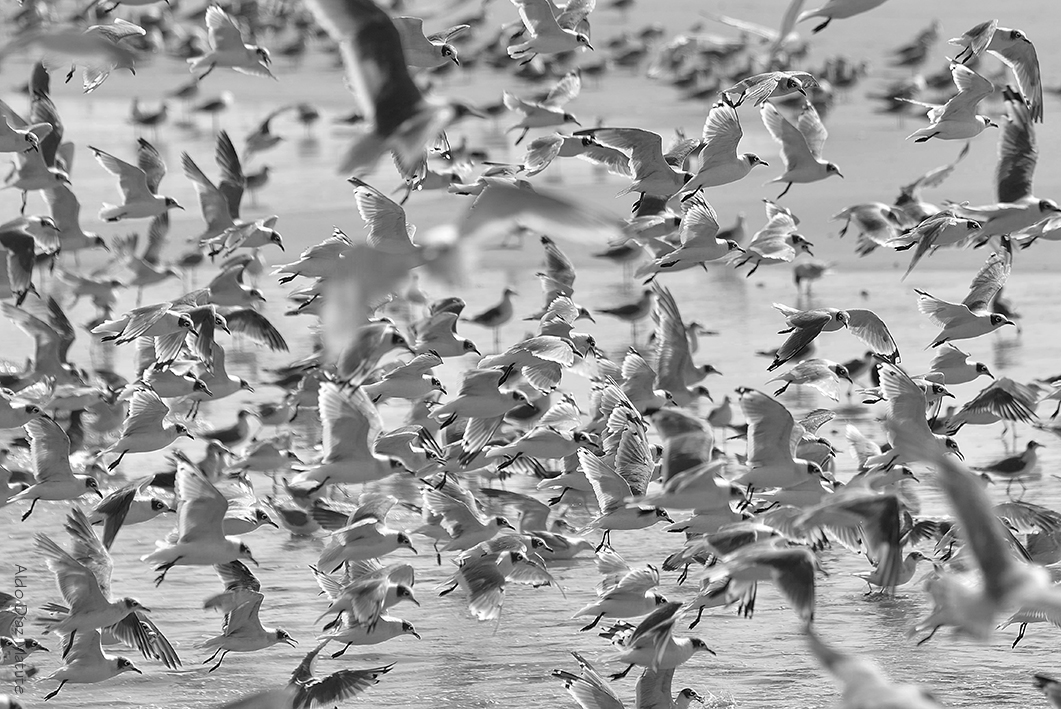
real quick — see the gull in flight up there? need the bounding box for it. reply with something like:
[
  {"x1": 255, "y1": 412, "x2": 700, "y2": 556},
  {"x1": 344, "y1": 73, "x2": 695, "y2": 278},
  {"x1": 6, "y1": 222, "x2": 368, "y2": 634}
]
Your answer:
[
  {"x1": 42, "y1": 630, "x2": 141, "y2": 701},
  {"x1": 89, "y1": 142, "x2": 184, "y2": 222},
  {"x1": 392, "y1": 18, "x2": 469, "y2": 67},
  {"x1": 720, "y1": 71, "x2": 819, "y2": 107},
  {"x1": 504, "y1": 70, "x2": 582, "y2": 145},
  {"x1": 760, "y1": 101, "x2": 842, "y2": 199},
  {"x1": 672, "y1": 102, "x2": 767, "y2": 202},
  {"x1": 507, "y1": 0, "x2": 594, "y2": 63},
  {"x1": 188, "y1": 5, "x2": 275, "y2": 79},
  {"x1": 868, "y1": 362, "x2": 962, "y2": 471},
  {"x1": 915, "y1": 250, "x2": 1015, "y2": 348},
  {"x1": 769, "y1": 303, "x2": 899, "y2": 370},
  {"x1": 141, "y1": 454, "x2": 258, "y2": 585},
  {"x1": 798, "y1": 0, "x2": 891, "y2": 34},
  {"x1": 10, "y1": 418, "x2": 103, "y2": 521},
  {"x1": 904, "y1": 64, "x2": 996, "y2": 143},
  {"x1": 950, "y1": 19, "x2": 1042, "y2": 122}
]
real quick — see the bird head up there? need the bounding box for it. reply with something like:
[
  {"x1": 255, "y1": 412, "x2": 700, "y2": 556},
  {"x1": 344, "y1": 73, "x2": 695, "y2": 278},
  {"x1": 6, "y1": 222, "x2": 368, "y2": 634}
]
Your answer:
[
  {"x1": 825, "y1": 162, "x2": 843, "y2": 179},
  {"x1": 150, "y1": 498, "x2": 173, "y2": 513},
  {"x1": 975, "y1": 362, "x2": 994, "y2": 379},
  {"x1": 213, "y1": 313, "x2": 231, "y2": 334},
  {"x1": 429, "y1": 376, "x2": 447, "y2": 394},
  {"x1": 274, "y1": 628, "x2": 297, "y2": 647},
  {"x1": 85, "y1": 476, "x2": 104, "y2": 498},
  {"x1": 175, "y1": 423, "x2": 194, "y2": 440},
  {"x1": 989, "y1": 313, "x2": 1015, "y2": 328},
  {"x1": 943, "y1": 436, "x2": 963, "y2": 460},
  {"x1": 746, "y1": 153, "x2": 768, "y2": 168},
  {"x1": 397, "y1": 531, "x2": 418, "y2": 554},
  {"x1": 401, "y1": 620, "x2": 421, "y2": 639},
  {"x1": 980, "y1": 116, "x2": 998, "y2": 129},
  {"x1": 239, "y1": 378, "x2": 255, "y2": 392},
  {"x1": 562, "y1": 112, "x2": 581, "y2": 126},
  {"x1": 1029, "y1": 441, "x2": 1045, "y2": 451},
  {"x1": 396, "y1": 584, "x2": 421, "y2": 607},
  {"x1": 1038, "y1": 199, "x2": 1061, "y2": 214},
  {"x1": 787, "y1": 76, "x2": 807, "y2": 95},
  {"x1": 122, "y1": 597, "x2": 151, "y2": 613},
  {"x1": 192, "y1": 379, "x2": 214, "y2": 397},
  {"x1": 930, "y1": 383, "x2": 954, "y2": 399},
  {"x1": 575, "y1": 33, "x2": 593, "y2": 50},
  {"x1": 116, "y1": 657, "x2": 142, "y2": 675},
  {"x1": 678, "y1": 689, "x2": 706, "y2": 704},
  {"x1": 654, "y1": 507, "x2": 673, "y2": 523},
  {"x1": 496, "y1": 516, "x2": 515, "y2": 531},
  {"x1": 833, "y1": 363, "x2": 853, "y2": 384},
  {"x1": 23, "y1": 131, "x2": 39, "y2": 152},
  {"x1": 249, "y1": 288, "x2": 267, "y2": 303},
  {"x1": 238, "y1": 541, "x2": 258, "y2": 566},
  {"x1": 256, "y1": 46, "x2": 273, "y2": 67},
  {"x1": 440, "y1": 44, "x2": 460, "y2": 66},
  {"x1": 689, "y1": 638, "x2": 716, "y2": 655},
  {"x1": 255, "y1": 508, "x2": 278, "y2": 528},
  {"x1": 269, "y1": 230, "x2": 285, "y2": 251},
  {"x1": 791, "y1": 234, "x2": 814, "y2": 255},
  {"x1": 164, "y1": 197, "x2": 185, "y2": 211}
]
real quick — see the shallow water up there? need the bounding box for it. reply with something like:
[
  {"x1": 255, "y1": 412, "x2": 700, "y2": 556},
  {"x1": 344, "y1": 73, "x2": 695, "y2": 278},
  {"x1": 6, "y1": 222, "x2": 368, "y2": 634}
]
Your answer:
[{"x1": 2, "y1": 0, "x2": 1061, "y2": 707}]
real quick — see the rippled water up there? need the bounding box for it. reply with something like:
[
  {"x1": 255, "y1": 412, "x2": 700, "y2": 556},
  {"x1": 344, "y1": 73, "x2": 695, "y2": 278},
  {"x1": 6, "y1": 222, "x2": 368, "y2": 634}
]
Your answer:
[{"x1": 2, "y1": 0, "x2": 1061, "y2": 706}]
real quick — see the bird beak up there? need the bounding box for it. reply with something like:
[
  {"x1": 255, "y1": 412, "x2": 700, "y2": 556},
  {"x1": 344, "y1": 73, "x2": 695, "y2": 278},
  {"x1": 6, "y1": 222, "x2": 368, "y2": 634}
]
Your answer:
[
  {"x1": 986, "y1": 372, "x2": 995, "y2": 379},
  {"x1": 411, "y1": 631, "x2": 422, "y2": 640},
  {"x1": 282, "y1": 637, "x2": 298, "y2": 647},
  {"x1": 183, "y1": 431, "x2": 195, "y2": 439},
  {"x1": 38, "y1": 645, "x2": 50, "y2": 652},
  {"x1": 130, "y1": 666, "x2": 143, "y2": 674},
  {"x1": 1004, "y1": 319, "x2": 1017, "y2": 327},
  {"x1": 406, "y1": 545, "x2": 418, "y2": 555},
  {"x1": 248, "y1": 554, "x2": 260, "y2": 566},
  {"x1": 954, "y1": 450, "x2": 964, "y2": 461},
  {"x1": 128, "y1": 68, "x2": 136, "y2": 76},
  {"x1": 266, "y1": 518, "x2": 279, "y2": 528},
  {"x1": 176, "y1": 204, "x2": 185, "y2": 210},
  {"x1": 24, "y1": 143, "x2": 38, "y2": 153},
  {"x1": 836, "y1": 171, "x2": 844, "y2": 179},
  {"x1": 585, "y1": 42, "x2": 594, "y2": 51},
  {"x1": 95, "y1": 488, "x2": 105, "y2": 498},
  {"x1": 451, "y1": 56, "x2": 461, "y2": 67},
  {"x1": 471, "y1": 346, "x2": 482, "y2": 356},
  {"x1": 758, "y1": 160, "x2": 769, "y2": 167},
  {"x1": 410, "y1": 596, "x2": 422, "y2": 607}
]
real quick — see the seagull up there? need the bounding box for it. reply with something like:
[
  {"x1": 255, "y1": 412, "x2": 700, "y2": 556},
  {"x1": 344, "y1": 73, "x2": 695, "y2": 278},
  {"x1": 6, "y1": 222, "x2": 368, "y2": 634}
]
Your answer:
[
  {"x1": 0, "y1": 115, "x2": 43, "y2": 154},
  {"x1": 603, "y1": 601, "x2": 713, "y2": 680},
  {"x1": 291, "y1": 382, "x2": 406, "y2": 487},
  {"x1": 140, "y1": 454, "x2": 258, "y2": 585},
  {"x1": 300, "y1": 0, "x2": 482, "y2": 175},
  {"x1": 924, "y1": 344, "x2": 993, "y2": 385},
  {"x1": 769, "y1": 303, "x2": 899, "y2": 370},
  {"x1": 769, "y1": 359, "x2": 853, "y2": 401},
  {"x1": 189, "y1": 5, "x2": 275, "y2": 79},
  {"x1": 721, "y1": 71, "x2": 819, "y2": 107},
  {"x1": 35, "y1": 509, "x2": 150, "y2": 657},
  {"x1": 760, "y1": 101, "x2": 842, "y2": 198},
  {"x1": 869, "y1": 362, "x2": 962, "y2": 471},
  {"x1": 730, "y1": 201, "x2": 814, "y2": 276},
  {"x1": 507, "y1": 0, "x2": 594, "y2": 62},
  {"x1": 972, "y1": 440, "x2": 1043, "y2": 494},
  {"x1": 289, "y1": 642, "x2": 392, "y2": 709},
  {"x1": 104, "y1": 387, "x2": 193, "y2": 470},
  {"x1": 200, "y1": 591, "x2": 297, "y2": 672},
  {"x1": 904, "y1": 64, "x2": 996, "y2": 142},
  {"x1": 798, "y1": 0, "x2": 891, "y2": 33},
  {"x1": 90, "y1": 480, "x2": 173, "y2": 550},
  {"x1": 915, "y1": 251, "x2": 1015, "y2": 348},
  {"x1": 637, "y1": 195, "x2": 742, "y2": 279},
  {"x1": 702, "y1": 541, "x2": 820, "y2": 622},
  {"x1": 805, "y1": 626, "x2": 943, "y2": 707},
  {"x1": 578, "y1": 446, "x2": 671, "y2": 550},
  {"x1": 950, "y1": 19, "x2": 1042, "y2": 122},
  {"x1": 576, "y1": 127, "x2": 690, "y2": 199},
  {"x1": 520, "y1": 133, "x2": 632, "y2": 178},
  {"x1": 572, "y1": 548, "x2": 667, "y2": 631},
  {"x1": 89, "y1": 142, "x2": 183, "y2": 222},
  {"x1": 733, "y1": 387, "x2": 822, "y2": 489},
  {"x1": 392, "y1": 17, "x2": 468, "y2": 67},
  {"x1": 9, "y1": 418, "x2": 103, "y2": 521},
  {"x1": 42, "y1": 630, "x2": 141, "y2": 701},
  {"x1": 673, "y1": 102, "x2": 767, "y2": 200},
  {"x1": 504, "y1": 71, "x2": 582, "y2": 145},
  {"x1": 0, "y1": 223, "x2": 43, "y2": 305}
]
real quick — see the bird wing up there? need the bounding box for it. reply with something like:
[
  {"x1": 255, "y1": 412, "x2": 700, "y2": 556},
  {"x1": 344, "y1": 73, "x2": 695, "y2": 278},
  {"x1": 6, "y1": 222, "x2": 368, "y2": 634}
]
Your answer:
[
  {"x1": 760, "y1": 101, "x2": 815, "y2": 169},
  {"x1": 36, "y1": 532, "x2": 110, "y2": 610},
  {"x1": 677, "y1": 193, "x2": 720, "y2": 245},
  {"x1": 635, "y1": 667, "x2": 677, "y2": 709},
  {"x1": 174, "y1": 457, "x2": 228, "y2": 543},
  {"x1": 615, "y1": 424, "x2": 654, "y2": 498},
  {"x1": 554, "y1": 651, "x2": 623, "y2": 709},
  {"x1": 578, "y1": 449, "x2": 632, "y2": 514},
  {"x1": 216, "y1": 130, "x2": 245, "y2": 220},
  {"x1": 512, "y1": 0, "x2": 562, "y2": 36},
  {"x1": 224, "y1": 309, "x2": 288, "y2": 351},
  {"x1": 25, "y1": 416, "x2": 73, "y2": 483},
  {"x1": 652, "y1": 283, "x2": 694, "y2": 393},
  {"x1": 845, "y1": 309, "x2": 900, "y2": 361},
  {"x1": 136, "y1": 138, "x2": 166, "y2": 194},
  {"x1": 739, "y1": 388, "x2": 795, "y2": 467},
  {"x1": 578, "y1": 128, "x2": 669, "y2": 183},
  {"x1": 914, "y1": 290, "x2": 969, "y2": 328},
  {"x1": 297, "y1": 663, "x2": 393, "y2": 706},
  {"x1": 929, "y1": 344, "x2": 968, "y2": 372},
  {"x1": 879, "y1": 363, "x2": 935, "y2": 446},
  {"x1": 223, "y1": 592, "x2": 266, "y2": 636},
  {"x1": 206, "y1": 5, "x2": 247, "y2": 52},
  {"x1": 64, "y1": 507, "x2": 114, "y2": 597},
  {"x1": 543, "y1": 70, "x2": 581, "y2": 109},
  {"x1": 182, "y1": 151, "x2": 234, "y2": 235},
  {"x1": 123, "y1": 387, "x2": 169, "y2": 436},
  {"x1": 795, "y1": 101, "x2": 828, "y2": 160},
  {"x1": 556, "y1": 0, "x2": 595, "y2": 32},
  {"x1": 90, "y1": 146, "x2": 153, "y2": 202},
  {"x1": 429, "y1": 24, "x2": 471, "y2": 44},
  {"x1": 962, "y1": 251, "x2": 1010, "y2": 312},
  {"x1": 697, "y1": 102, "x2": 743, "y2": 170},
  {"x1": 724, "y1": 73, "x2": 778, "y2": 107},
  {"x1": 989, "y1": 29, "x2": 1042, "y2": 123},
  {"x1": 320, "y1": 382, "x2": 378, "y2": 463},
  {"x1": 995, "y1": 87, "x2": 1036, "y2": 203},
  {"x1": 770, "y1": 309, "x2": 829, "y2": 368},
  {"x1": 947, "y1": 63, "x2": 994, "y2": 114},
  {"x1": 349, "y1": 177, "x2": 413, "y2": 250}
]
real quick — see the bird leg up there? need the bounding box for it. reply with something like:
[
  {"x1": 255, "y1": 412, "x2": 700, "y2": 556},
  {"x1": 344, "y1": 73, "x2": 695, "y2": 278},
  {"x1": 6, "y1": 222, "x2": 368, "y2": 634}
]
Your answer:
[
  {"x1": 515, "y1": 128, "x2": 529, "y2": 145},
  {"x1": 330, "y1": 642, "x2": 351, "y2": 659},
  {"x1": 20, "y1": 497, "x2": 39, "y2": 521},
  {"x1": 202, "y1": 648, "x2": 222, "y2": 664},
  {"x1": 62, "y1": 629, "x2": 77, "y2": 658},
  {"x1": 20, "y1": 190, "x2": 27, "y2": 215},
  {"x1": 773, "y1": 383, "x2": 790, "y2": 397},
  {"x1": 107, "y1": 449, "x2": 128, "y2": 471},
  {"x1": 776, "y1": 182, "x2": 793, "y2": 199},
  {"x1": 496, "y1": 451, "x2": 524, "y2": 471},
  {"x1": 916, "y1": 626, "x2": 939, "y2": 646},
  {"x1": 689, "y1": 605, "x2": 705, "y2": 629},
  {"x1": 595, "y1": 530, "x2": 612, "y2": 552},
  {"x1": 579, "y1": 613, "x2": 604, "y2": 632},
  {"x1": 1012, "y1": 623, "x2": 1027, "y2": 648},
  {"x1": 609, "y1": 664, "x2": 634, "y2": 681},
  {"x1": 199, "y1": 63, "x2": 217, "y2": 80},
  {"x1": 153, "y1": 556, "x2": 182, "y2": 586},
  {"x1": 44, "y1": 680, "x2": 67, "y2": 701},
  {"x1": 207, "y1": 650, "x2": 228, "y2": 672}
]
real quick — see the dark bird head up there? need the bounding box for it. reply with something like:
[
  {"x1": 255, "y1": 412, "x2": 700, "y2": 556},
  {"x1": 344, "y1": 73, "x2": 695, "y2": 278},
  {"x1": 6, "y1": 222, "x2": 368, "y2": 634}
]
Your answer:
[
  {"x1": 746, "y1": 153, "x2": 768, "y2": 167},
  {"x1": 825, "y1": 162, "x2": 843, "y2": 178},
  {"x1": 440, "y1": 44, "x2": 460, "y2": 66},
  {"x1": 401, "y1": 620, "x2": 421, "y2": 639},
  {"x1": 85, "y1": 476, "x2": 104, "y2": 498},
  {"x1": 116, "y1": 657, "x2": 142, "y2": 674},
  {"x1": 975, "y1": 362, "x2": 994, "y2": 379},
  {"x1": 175, "y1": 423, "x2": 194, "y2": 439},
  {"x1": 274, "y1": 628, "x2": 297, "y2": 646},
  {"x1": 164, "y1": 197, "x2": 184, "y2": 210},
  {"x1": 575, "y1": 33, "x2": 593, "y2": 50},
  {"x1": 121, "y1": 597, "x2": 150, "y2": 613},
  {"x1": 238, "y1": 541, "x2": 258, "y2": 566}
]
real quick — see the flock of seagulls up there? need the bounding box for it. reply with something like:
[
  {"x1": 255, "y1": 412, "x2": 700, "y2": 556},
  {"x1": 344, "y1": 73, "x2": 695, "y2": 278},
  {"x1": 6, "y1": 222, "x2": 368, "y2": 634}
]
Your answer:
[{"x1": 1, "y1": 0, "x2": 1061, "y2": 708}]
